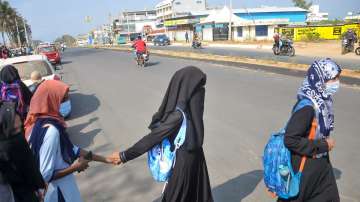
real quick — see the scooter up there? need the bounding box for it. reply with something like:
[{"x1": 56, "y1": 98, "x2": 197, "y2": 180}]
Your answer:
[
  {"x1": 341, "y1": 38, "x2": 355, "y2": 55},
  {"x1": 192, "y1": 41, "x2": 202, "y2": 49},
  {"x1": 273, "y1": 39, "x2": 295, "y2": 56},
  {"x1": 355, "y1": 42, "x2": 360, "y2": 56}
]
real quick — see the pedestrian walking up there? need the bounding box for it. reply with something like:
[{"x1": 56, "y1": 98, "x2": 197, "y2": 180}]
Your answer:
[
  {"x1": 109, "y1": 66, "x2": 213, "y2": 202},
  {"x1": 24, "y1": 80, "x2": 118, "y2": 202},
  {"x1": 0, "y1": 65, "x2": 33, "y2": 121},
  {"x1": 0, "y1": 102, "x2": 45, "y2": 202},
  {"x1": 279, "y1": 59, "x2": 341, "y2": 202},
  {"x1": 185, "y1": 32, "x2": 189, "y2": 43}
]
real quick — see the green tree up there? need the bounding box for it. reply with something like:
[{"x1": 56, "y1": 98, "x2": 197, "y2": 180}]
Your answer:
[
  {"x1": 0, "y1": 0, "x2": 31, "y2": 46},
  {"x1": 292, "y1": 0, "x2": 312, "y2": 10},
  {"x1": 55, "y1": 34, "x2": 77, "y2": 47}
]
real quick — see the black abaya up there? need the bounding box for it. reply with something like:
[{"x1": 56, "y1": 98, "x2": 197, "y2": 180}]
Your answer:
[
  {"x1": 278, "y1": 106, "x2": 339, "y2": 202},
  {"x1": 120, "y1": 66, "x2": 213, "y2": 202}
]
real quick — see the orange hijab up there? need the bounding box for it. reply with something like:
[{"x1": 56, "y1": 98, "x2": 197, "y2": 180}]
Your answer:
[{"x1": 24, "y1": 80, "x2": 69, "y2": 139}]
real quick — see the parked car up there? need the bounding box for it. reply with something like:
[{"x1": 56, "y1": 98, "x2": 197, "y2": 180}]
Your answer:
[
  {"x1": 0, "y1": 55, "x2": 61, "y2": 86},
  {"x1": 0, "y1": 55, "x2": 71, "y2": 117},
  {"x1": 153, "y1": 35, "x2": 171, "y2": 46},
  {"x1": 37, "y1": 45, "x2": 61, "y2": 64}
]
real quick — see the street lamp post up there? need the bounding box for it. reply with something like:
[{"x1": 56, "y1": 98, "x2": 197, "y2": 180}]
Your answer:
[{"x1": 228, "y1": 0, "x2": 232, "y2": 41}]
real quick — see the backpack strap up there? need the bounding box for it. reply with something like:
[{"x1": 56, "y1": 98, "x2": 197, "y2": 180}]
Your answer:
[{"x1": 299, "y1": 119, "x2": 317, "y2": 172}]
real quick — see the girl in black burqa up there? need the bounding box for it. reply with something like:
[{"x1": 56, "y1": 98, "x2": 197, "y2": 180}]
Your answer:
[{"x1": 110, "y1": 66, "x2": 214, "y2": 202}]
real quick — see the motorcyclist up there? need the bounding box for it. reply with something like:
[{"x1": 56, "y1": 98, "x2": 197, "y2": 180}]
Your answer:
[
  {"x1": 132, "y1": 35, "x2": 147, "y2": 61},
  {"x1": 343, "y1": 28, "x2": 358, "y2": 47},
  {"x1": 192, "y1": 33, "x2": 201, "y2": 48},
  {"x1": 273, "y1": 32, "x2": 281, "y2": 48}
]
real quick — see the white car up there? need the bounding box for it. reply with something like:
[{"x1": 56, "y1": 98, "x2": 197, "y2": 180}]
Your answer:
[
  {"x1": 0, "y1": 54, "x2": 61, "y2": 87},
  {"x1": 0, "y1": 55, "x2": 71, "y2": 118}
]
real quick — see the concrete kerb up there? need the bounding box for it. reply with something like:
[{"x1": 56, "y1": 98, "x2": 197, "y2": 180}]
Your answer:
[{"x1": 89, "y1": 45, "x2": 360, "y2": 86}]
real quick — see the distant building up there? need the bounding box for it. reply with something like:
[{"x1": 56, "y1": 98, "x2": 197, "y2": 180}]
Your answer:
[
  {"x1": 307, "y1": 5, "x2": 329, "y2": 22},
  {"x1": 344, "y1": 12, "x2": 360, "y2": 21},
  {"x1": 155, "y1": 0, "x2": 207, "y2": 27},
  {"x1": 163, "y1": 6, "x2": 308, "y2": 41},
  {"x1": 113, "y1": 10, "x2": 157, "y2": 41}
]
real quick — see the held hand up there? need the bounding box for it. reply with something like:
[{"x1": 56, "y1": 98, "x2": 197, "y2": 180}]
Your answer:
[
  {"x1": 107, "y1": 152, "x2": 122, "y2": 165},
  {"x1": 74, "y1": 157, "x2": 90, "y2": 172},
  {"x1": 326, "y1": 138, "x2": 335, "y2": 151}
]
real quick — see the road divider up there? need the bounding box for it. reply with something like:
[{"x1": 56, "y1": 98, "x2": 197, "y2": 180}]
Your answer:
[{"x1": 89, "y1": 45, "x2": 360, "y2": 86}]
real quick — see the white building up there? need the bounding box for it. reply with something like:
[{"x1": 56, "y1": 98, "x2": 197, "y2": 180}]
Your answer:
[
  {"x1": 344, "y1": 12, "x2": 360, "y2": 20},
  {"x1": 307, "y1": 5, "x2": 329, "y2": 22},
  {"x1": 155, "y1": 0, "x2": 207, "y2": 24},
  {"x1": 114, "y1": 10, "x2": 157, "y2": 40}
]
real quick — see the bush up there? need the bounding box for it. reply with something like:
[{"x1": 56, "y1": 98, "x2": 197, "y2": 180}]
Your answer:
[{"x1": 303, "y1": 32, "x2": 321, "y2": 41}]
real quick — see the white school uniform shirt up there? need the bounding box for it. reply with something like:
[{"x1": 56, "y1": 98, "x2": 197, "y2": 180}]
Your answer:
[{"x1": 34, "y1": 125, "x2": 82, "y2": 202}]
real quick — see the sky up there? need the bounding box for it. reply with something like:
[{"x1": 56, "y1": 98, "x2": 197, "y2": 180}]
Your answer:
[{"x1": 7, "y1": 0, "x2": 360, "y2": 41}]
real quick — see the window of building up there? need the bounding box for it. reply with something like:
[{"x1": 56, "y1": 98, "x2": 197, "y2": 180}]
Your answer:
[
  {"x1": 255, "y1": 25, "x2": 268, "y2": 36},
  {"x1": 196, "y1": 0, "x2": 202, "y2": 3},
  {"x1": 175, "y1": 2, "x2": 181, "y2": 5},
  {"x1": 237, "y1": 27, "x2": 243, "y2": 37}
]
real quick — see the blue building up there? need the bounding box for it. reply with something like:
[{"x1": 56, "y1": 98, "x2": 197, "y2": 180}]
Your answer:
[
  {"x1": 231, "y1": 7, "x2": 307, "y2": 41},
  {"x1": 164, "y1": 6, "x2": 308, "y2": 41}
]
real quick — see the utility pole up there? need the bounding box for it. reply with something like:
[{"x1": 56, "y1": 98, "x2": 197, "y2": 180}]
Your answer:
[
  {"x1": 228, "y1": 0, "x2": 232, "y2": 41},
  {"x1": 14, "y1": 17, "x2": 21, "y2": 47}
]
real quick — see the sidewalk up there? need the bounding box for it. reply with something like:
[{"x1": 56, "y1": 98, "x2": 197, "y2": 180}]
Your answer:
[{"x1": 169, "y1": 40, "x2": 360, "y2": 60}]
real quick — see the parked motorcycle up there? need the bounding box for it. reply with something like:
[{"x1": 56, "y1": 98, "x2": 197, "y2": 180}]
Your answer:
[
  {"x1": 341, "y1": 38, "x2": 355, "y2": 55},
  {"x1": 192, "y1": 41, "x2": 202, "y2": 49},
  {"x1": 272, "y1": 39, "x2": 295, "y2": 56}
]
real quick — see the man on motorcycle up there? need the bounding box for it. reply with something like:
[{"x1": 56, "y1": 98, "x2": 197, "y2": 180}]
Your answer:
[
  {"x1": 192, "y1": 33, "x2": 202, "y2": 48},
  {"x1": 132, "y1": 35, "x2": 147, "y2": 61},
  {"x1": 343, "y1": 28, "x2": 358, "y2": 46},
  {"x1": 273, "y1": 32, "x2": 281, "y2": 48}
]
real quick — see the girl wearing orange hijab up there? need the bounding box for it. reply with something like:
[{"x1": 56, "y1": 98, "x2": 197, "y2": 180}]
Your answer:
[{"x1": 25, "y1": 80, "x2": 116, "y2": 202}]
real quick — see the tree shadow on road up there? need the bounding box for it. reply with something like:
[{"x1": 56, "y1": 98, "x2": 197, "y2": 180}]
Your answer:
[
  {"x1": 67, "y1": 117, "x2": 101, "y2": 148},
  {"x1": 69, "y1": 93, "x2": 100, "y2": 120},
  {"x1": 212, "y1": 170, "x2": 263, "y2": 202}
]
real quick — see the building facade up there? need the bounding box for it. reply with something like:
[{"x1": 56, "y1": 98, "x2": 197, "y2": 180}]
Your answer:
[
  {"x1": 307, "y1": 5, "x2": 329, "y2": 22},
  {"x1": 193, "y1": 7, "x2": 307, "y2": 41},
  {"x1": 155, "y1": 0, "x2": 207, "y2": 27},
  {"x1": 114, "y1": 10, "x2": 157, "y2": 41}
]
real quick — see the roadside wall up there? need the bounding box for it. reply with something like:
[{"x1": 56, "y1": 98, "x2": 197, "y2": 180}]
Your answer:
[{"x1": 276, "y1": 23, "x2": 360, "y2": 41}]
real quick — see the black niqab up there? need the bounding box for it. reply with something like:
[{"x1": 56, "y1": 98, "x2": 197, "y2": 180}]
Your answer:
[
  {"x1": 0, "y1": 65, "x2": 21, "y2": 84},
  {"x1": 0, "y1": 102, "x2": 16, "y2": 139},
  {"x1": 150, "y1": 66, "x2": 207, "y2": 150},
  {"x1": 0, "y1": 65, "x2": 33, "y2": 106}
]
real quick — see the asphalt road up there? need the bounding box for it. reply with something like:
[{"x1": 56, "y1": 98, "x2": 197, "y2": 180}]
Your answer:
[
  {"x1": 59, "y1": 48, "x2": 360, "y2": 202},
  {"x1": 147, "y1": 44, "x2": 360, "y2": 70}
]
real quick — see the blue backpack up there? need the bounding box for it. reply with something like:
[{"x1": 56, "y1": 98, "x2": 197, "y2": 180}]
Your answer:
[
  {"x1": 263, "y1": 99, "x2": 316, "y2": 199},
  {"x1": 147, "y1": 107, "x2": 187, "y2": 182}
]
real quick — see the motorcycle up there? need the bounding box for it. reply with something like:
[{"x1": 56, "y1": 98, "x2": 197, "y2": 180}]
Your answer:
[
  {"x1": 341, "y1": 38, "x2": 355, "y2": 55},
  {"x1": 192, "y1": 41, "x2": 202, "y2": 49},
  {"x1": 272, "y1": 39, "x2": 295, "y2": 57},
  {"x1": 355, "y1": 42, "x2": 360, "y2": 56},
  {"x1": 135, "y1": 50, "x2": 149, "y2": 67}
]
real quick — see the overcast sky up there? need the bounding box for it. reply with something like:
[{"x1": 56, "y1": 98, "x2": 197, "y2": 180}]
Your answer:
[{"x1": 7, "y1": 0, "x2": 360, "y2": 41}]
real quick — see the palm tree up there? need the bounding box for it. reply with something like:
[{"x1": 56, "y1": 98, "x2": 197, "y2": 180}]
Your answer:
[
  {"x1": 0, "y1": 0, "x2": 30, "y2": 46},
  {"x1": 0, "y1": 0, "x2": 14, "y2": 45}
]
